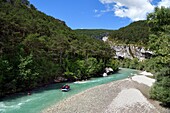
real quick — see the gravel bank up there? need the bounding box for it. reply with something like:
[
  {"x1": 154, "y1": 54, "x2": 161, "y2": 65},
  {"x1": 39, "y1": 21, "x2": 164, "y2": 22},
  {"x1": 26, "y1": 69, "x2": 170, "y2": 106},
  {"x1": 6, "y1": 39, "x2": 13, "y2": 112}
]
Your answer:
[
  {"x1": 42, "y1": 79, "x2": 169, "y2": 113},
  {"x1": 104, "y1": 88, "x2": 156, "y2": 113}
]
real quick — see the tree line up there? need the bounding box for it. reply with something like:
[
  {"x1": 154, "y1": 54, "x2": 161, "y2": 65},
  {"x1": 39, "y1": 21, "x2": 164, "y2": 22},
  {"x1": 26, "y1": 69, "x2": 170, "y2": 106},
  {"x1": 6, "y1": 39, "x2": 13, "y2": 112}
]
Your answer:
[{"x1": 74, "y1": 29, "x2": 112, "y2": 39}]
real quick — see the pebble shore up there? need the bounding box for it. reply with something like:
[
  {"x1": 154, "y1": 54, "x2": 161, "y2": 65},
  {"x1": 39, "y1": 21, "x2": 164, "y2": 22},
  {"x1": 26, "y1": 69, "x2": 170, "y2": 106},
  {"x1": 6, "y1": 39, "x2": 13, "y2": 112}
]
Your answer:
[{"x1": 42, "y1": 79, "x2": 169, "y2": 113}]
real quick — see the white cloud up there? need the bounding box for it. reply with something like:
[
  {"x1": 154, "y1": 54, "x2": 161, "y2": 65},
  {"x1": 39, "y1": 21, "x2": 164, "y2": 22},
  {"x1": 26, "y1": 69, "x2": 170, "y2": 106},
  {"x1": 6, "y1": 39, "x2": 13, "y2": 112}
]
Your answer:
[
  {"x1": 95, "y1": 13, "x2": 103, "y2": 17},
  {"x1": 94, "y1": 5, "x2": 113, "y2": 17},
  {"x1": 94, "y1": 9, "x2": 98, "y2": 13},
  {"x1": 98, "y1": 0, "x2": 170, "y2": 21},
  {"x1": 101, "y1": 4, "x2": 112, "y2": 13},
  {"x1": 99, "y1": 0, "x2": 154, "y2": 21},
  {"x1": 100, "y1": 0, "x2": 115, "y2": 4},
  {"x1": 158, "y1": 0, "x2": 170, "y2": 8}
]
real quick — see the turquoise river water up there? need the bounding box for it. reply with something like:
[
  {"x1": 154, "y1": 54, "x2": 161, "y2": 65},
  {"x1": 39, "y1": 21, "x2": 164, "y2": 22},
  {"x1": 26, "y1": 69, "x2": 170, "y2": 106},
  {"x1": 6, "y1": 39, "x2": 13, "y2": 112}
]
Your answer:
[{"x1": 0, "y1": 68, "x2": 138, "y2": 113}]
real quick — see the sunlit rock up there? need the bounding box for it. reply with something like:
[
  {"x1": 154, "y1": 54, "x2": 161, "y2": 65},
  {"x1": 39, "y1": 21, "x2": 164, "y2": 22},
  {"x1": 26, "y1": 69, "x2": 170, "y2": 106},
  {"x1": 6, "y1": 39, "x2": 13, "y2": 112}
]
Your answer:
[{"x1": 103, "y1": 73, "x2": 107, "y2": 77}]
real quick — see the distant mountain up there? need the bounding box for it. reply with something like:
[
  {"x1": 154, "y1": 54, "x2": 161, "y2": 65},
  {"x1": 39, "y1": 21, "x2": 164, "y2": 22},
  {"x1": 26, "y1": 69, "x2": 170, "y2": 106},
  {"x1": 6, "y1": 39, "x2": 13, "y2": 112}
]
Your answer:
[
  {"x1": 74, "y1": 29, "x2": 113, "y2": 39},
  {"x1": 75, "y1": 21, "x2": 149, "y2": 46}
]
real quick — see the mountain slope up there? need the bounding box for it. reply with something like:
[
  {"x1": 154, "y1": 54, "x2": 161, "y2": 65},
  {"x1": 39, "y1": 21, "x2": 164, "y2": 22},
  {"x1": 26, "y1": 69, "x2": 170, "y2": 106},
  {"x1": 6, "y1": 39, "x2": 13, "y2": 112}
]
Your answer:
[
  {"x1": 74, "y1": 29, "x2": 113, "y2": 39},
  {"x1": 109, "y1": 20, "x2": 149, "y2": 45},
  {"x1": 75, "y1": 21, "x2": 149, "y2": 46}
]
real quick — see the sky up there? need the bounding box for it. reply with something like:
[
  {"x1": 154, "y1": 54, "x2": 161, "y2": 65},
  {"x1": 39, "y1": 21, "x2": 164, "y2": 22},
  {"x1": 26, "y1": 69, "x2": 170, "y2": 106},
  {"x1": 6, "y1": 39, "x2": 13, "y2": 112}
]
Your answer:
[{"x1": 29, "y1": 0, "x2": 170, "y2": 30}]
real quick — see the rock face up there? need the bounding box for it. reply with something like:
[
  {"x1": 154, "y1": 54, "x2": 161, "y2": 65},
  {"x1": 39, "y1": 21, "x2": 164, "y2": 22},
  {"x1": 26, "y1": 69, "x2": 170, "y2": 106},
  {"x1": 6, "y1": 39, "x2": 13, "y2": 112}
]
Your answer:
[
  {"x1": 112, "y1": 45, "x2": 153, "y2": 61},
  {"x1": 105, "y1": 67, "x2": 113, "y2": 73},
  {"x1": 102, "y1": 36, "x2": 108, "y2": 42},
  {"x1": 102, "y1": 67, "x2": 114, "y2": 77},
  {"x1": 102, "y1": 36, "x2": 153, "y2": 61},
  {"x1": 103, "y1": 73, "x2": 107, "y2": 77}
]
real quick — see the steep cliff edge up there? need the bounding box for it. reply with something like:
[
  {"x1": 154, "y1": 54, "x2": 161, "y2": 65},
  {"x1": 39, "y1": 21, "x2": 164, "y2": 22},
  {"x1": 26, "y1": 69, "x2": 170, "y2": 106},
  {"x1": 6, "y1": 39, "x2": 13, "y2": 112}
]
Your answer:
[{"x1": 103, "y1": 37, "x2": 153, "y2": 61}]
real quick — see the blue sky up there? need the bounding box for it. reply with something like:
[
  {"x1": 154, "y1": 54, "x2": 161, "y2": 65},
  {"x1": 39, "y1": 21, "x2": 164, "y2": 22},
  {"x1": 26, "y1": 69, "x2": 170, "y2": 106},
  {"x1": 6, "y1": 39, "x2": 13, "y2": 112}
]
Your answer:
[{"x1": 29, "y1": 0, "x2": 170, "y2": 30}]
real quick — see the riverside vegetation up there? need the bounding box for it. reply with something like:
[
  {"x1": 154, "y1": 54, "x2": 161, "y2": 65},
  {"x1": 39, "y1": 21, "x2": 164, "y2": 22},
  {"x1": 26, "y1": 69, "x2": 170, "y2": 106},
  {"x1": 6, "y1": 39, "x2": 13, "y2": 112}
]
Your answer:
[{"x1": 0, "y1": 0, "x2": 170, "y2": 107}]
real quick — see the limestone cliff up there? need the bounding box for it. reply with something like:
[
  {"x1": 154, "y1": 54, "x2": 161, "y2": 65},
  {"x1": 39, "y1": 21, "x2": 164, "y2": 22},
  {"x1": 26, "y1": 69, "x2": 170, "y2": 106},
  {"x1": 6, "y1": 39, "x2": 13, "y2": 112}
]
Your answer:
[{"x1": 103, "y1": 37, "x2": 153, "y2": 61}]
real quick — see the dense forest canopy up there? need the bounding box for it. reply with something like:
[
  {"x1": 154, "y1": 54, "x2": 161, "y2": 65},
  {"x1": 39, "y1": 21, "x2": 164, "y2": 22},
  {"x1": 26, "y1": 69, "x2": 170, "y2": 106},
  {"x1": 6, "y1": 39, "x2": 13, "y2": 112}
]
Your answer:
[
  {"x1": 0, "y1": 0, "x2": 118, "y2": 97},
  {"x1": 74, "y1": 29, "x2": 112, "y2": 39},
  {"x1": 109, "y1": 20, "x2": 150, "y2": 45}
]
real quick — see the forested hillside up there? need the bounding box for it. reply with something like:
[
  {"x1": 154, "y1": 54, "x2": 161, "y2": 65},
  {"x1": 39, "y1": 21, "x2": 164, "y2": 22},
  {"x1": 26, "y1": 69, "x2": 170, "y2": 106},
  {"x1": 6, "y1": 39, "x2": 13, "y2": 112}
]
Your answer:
[
  {"x1": 75, "y1": 21, "x2": 149, "y2": 46},
  {"x1": 0, "y1": 0, "x2": 118, "y2": 97},
  {"x1": 74, "y1": 29, "x2": 112, "y2": 39},
  {"x1": 109, "y1": 20, "x2": 149, "y2": 45}
]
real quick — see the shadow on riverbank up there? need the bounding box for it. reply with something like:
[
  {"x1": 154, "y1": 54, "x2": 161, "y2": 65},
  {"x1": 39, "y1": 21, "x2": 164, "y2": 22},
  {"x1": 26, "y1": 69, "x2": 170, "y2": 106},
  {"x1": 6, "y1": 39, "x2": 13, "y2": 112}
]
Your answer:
[{"x1": 0, "y1": 82, "x2": 66, "y2": 101}]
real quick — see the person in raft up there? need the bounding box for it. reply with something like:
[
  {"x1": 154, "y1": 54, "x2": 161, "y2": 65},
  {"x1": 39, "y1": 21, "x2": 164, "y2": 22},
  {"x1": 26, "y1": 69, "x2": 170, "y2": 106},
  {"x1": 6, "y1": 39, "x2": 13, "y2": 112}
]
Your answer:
[
  {"x1": 62, "y1": 84, "x2": 70, "y2": 89},
  {"x1": 27, "y1": 91, "x2": 31, "y2": 95}
]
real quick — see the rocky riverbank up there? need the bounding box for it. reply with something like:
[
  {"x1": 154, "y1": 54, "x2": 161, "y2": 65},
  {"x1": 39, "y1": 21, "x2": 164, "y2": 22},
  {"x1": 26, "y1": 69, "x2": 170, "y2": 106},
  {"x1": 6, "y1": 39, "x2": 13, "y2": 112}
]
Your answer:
[{"x1": 42, "y1": 78, "x2": 169, "y2": 113}]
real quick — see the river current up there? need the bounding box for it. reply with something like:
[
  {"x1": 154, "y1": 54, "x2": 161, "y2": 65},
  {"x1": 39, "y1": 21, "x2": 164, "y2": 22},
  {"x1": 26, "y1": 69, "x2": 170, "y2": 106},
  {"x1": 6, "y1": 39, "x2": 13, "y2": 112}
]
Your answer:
[{"x1": 0, "y1": 68, "x2": 138, "y2": 113}]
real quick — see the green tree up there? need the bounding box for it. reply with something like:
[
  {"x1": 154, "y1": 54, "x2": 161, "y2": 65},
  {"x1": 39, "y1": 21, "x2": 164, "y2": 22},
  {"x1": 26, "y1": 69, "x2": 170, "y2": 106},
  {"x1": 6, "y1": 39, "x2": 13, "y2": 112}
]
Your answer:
[
  {"x1": 18, "y1": 53, "x2": 39, "y2": 89},
  {"x1": 147, "y1": 7, "x2": 170, "y2": 106}
]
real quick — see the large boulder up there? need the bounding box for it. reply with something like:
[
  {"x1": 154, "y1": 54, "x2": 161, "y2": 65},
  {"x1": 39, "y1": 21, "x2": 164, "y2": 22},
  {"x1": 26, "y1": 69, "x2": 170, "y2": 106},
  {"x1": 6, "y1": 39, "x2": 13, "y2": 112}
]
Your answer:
[
  {"x1": 105, "y1": 67, "x2": 114, "y2": 75},
  {"x1": 103, "y1": 73, "x2": 107, "y2": 77}
]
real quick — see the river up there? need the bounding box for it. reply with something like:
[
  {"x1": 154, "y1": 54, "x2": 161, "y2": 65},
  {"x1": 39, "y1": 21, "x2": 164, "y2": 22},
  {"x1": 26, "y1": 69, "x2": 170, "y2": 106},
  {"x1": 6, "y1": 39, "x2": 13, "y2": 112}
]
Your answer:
[{"x1": 0, "y1": 68, "x2": 138, "y2": 113}]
